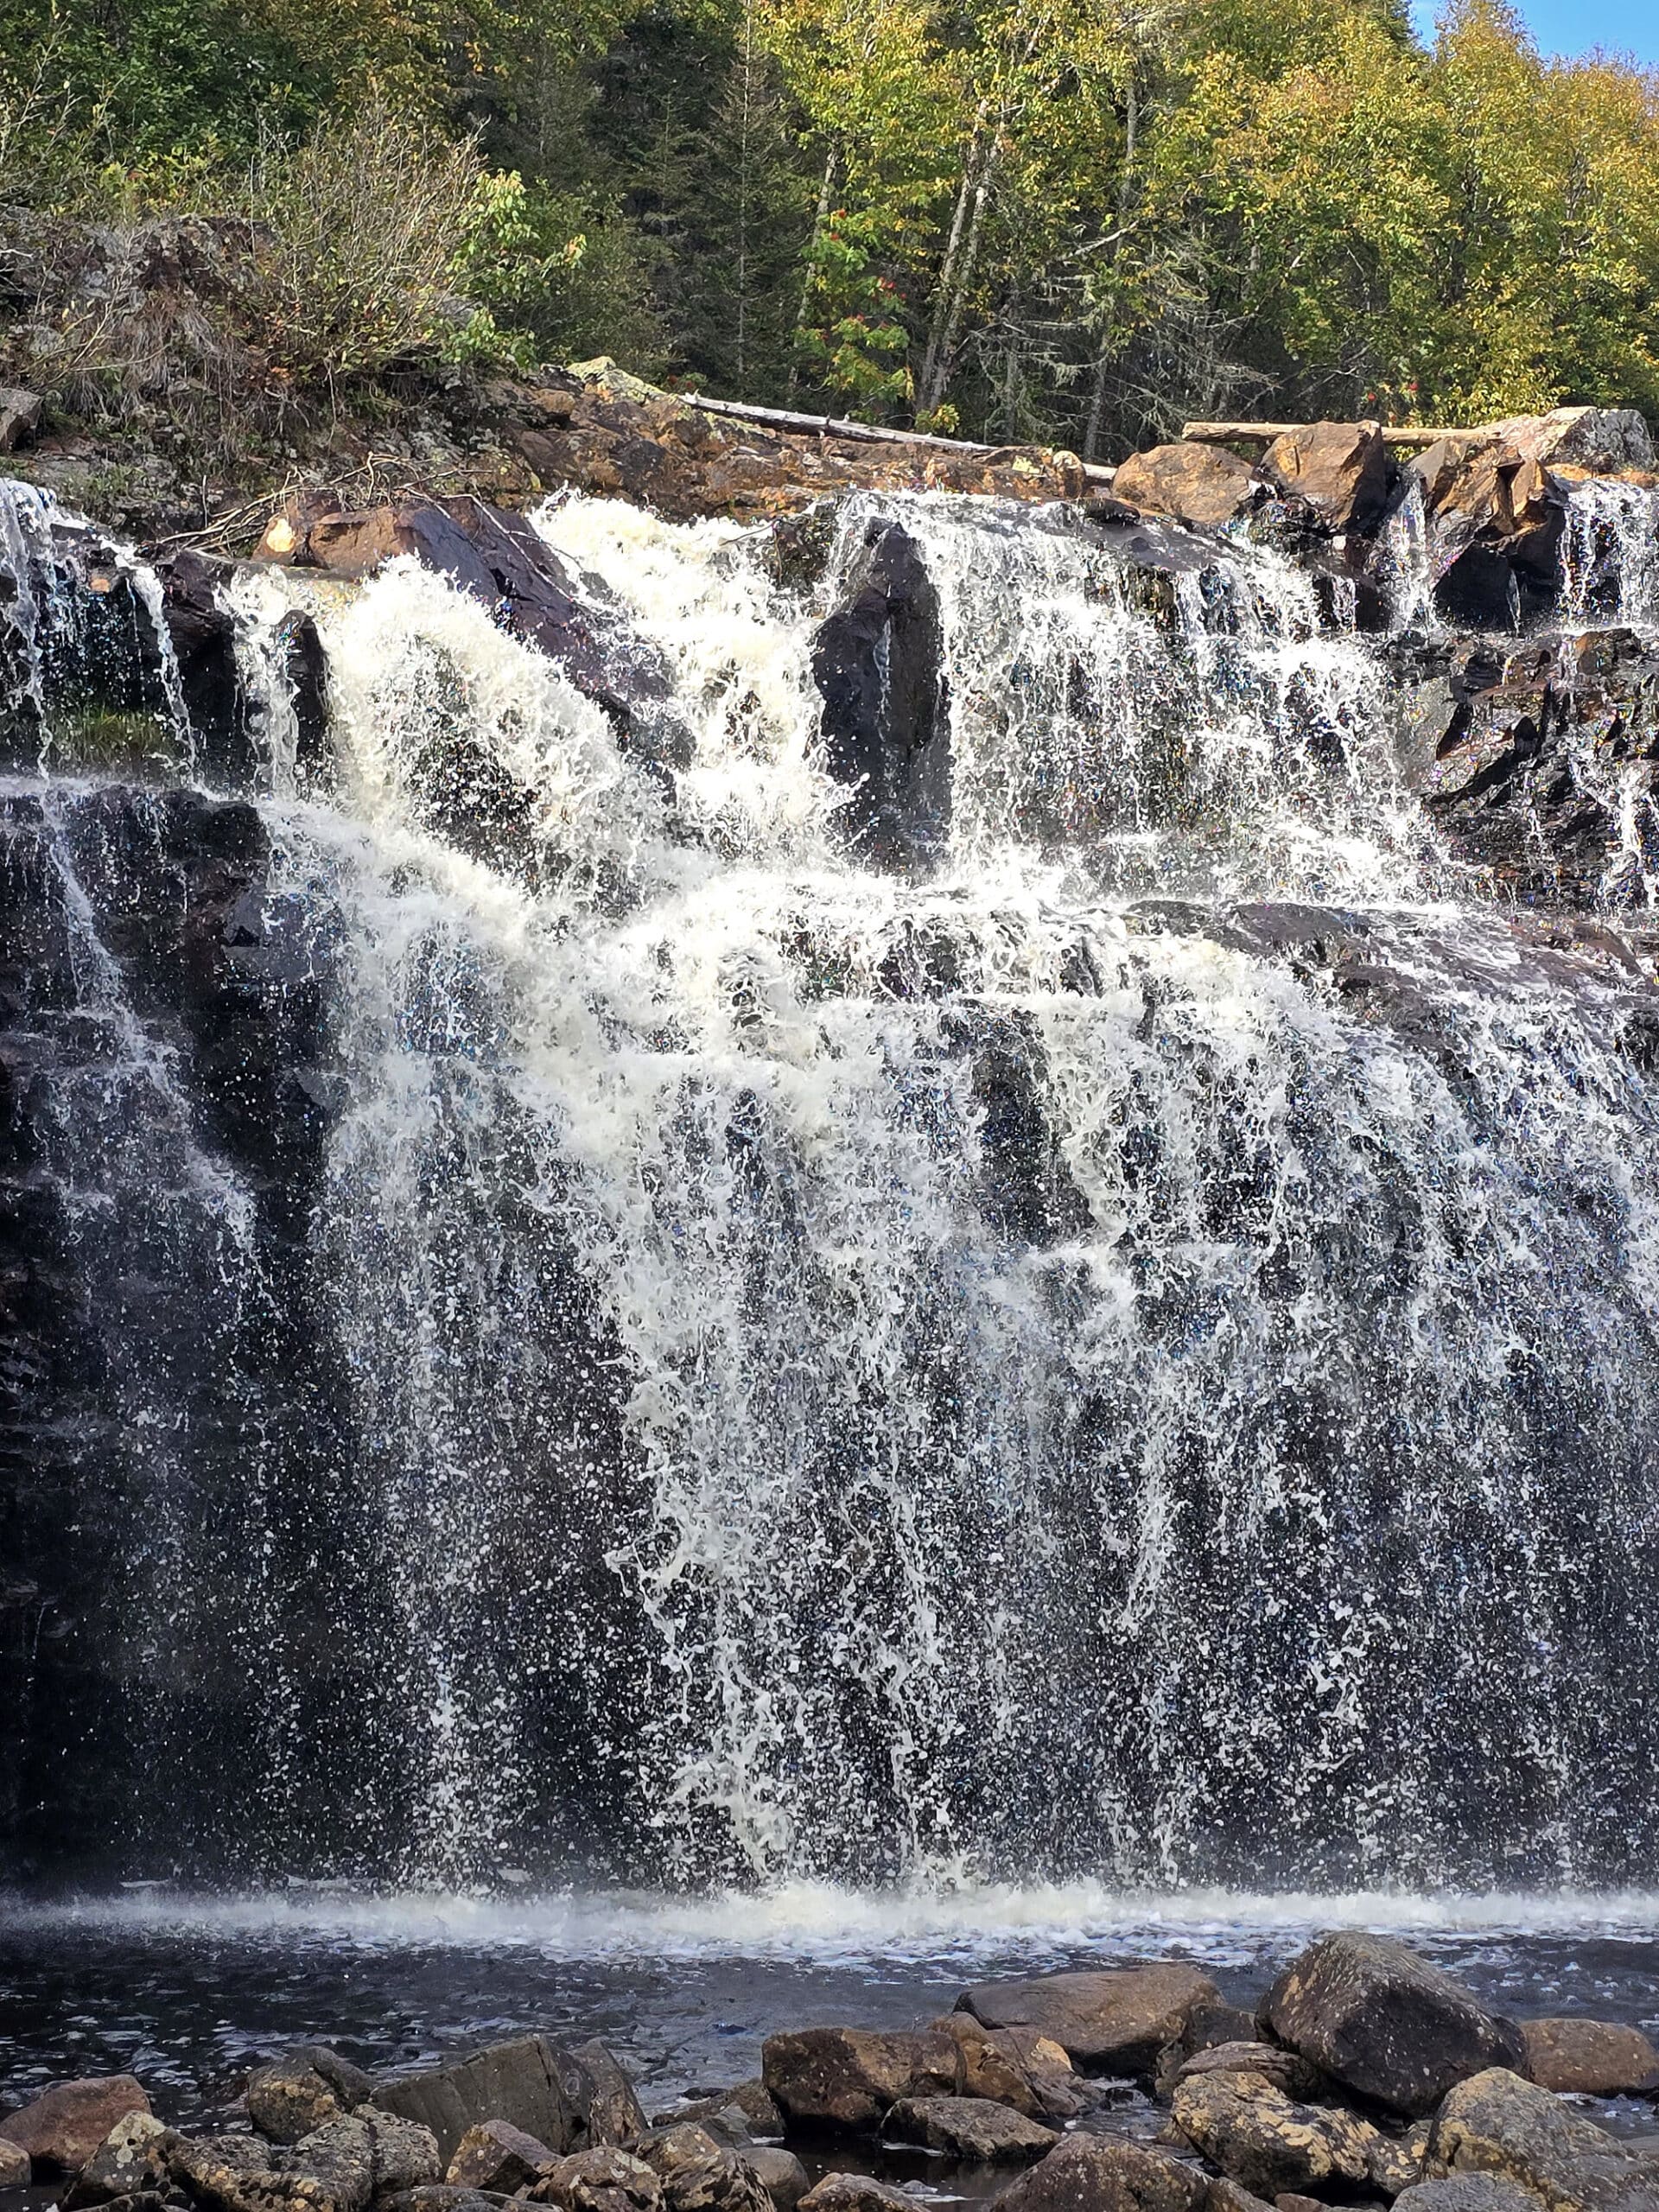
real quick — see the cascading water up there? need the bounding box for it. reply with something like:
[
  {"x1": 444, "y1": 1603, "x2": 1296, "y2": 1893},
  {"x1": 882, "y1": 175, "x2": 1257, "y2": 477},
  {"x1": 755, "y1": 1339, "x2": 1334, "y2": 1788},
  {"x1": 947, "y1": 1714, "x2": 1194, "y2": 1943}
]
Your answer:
[{"x1": 7, "y1": 473, "x2": 1659, "y2": 1900}]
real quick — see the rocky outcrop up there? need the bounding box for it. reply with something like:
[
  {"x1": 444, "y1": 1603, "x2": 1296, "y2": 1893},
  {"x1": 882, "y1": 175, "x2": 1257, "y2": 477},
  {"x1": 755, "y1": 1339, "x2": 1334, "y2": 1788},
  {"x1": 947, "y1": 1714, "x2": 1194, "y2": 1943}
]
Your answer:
[
  {"x1": 1399, "y1": 626, "x2": 1659, "y2": 905},
  {"x1": 1259, "y1": 1934, "x2": 1526, "y2": 2119},
  {"x1": 812, "y1": 518, "x2": 950, "y2": 867},
  {"x1": 957, "y1": 1965, "x2": 1222, "y2": 2077}
]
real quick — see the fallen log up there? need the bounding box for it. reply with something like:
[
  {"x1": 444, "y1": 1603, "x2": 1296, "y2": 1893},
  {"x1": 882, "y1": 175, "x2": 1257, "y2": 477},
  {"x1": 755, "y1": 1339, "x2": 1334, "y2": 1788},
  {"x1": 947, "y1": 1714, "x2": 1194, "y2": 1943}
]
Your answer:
[
  {"x1": 1181, "y1": 419, "x2": 1482, "y2": 449},
  {"x1": 678, "y1": 391, "x2": 1119, "y2": 484}
]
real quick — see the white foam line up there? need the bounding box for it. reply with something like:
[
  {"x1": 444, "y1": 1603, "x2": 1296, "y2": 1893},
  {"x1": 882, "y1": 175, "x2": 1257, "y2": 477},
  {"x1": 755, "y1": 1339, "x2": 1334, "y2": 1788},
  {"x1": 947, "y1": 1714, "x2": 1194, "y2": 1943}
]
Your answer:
[{"x1": 4, "y1": 1883, "x2": 1657, "y2": 1958}]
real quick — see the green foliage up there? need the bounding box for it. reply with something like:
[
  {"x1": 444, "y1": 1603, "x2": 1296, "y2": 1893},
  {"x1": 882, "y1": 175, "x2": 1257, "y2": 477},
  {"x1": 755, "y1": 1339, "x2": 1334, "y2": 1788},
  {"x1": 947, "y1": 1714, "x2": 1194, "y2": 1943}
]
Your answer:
[{"x1": 2, "y1": 0, "x2": 1657, "y2": 454}]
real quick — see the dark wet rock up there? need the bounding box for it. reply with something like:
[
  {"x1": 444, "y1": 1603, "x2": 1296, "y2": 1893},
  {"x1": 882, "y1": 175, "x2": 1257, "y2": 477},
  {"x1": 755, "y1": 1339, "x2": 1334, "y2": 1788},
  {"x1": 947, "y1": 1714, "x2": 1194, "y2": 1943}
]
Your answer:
[
  {"x1": 255, "y1": 494, "x2": 690, "y2": 774},
  {"x1": 884, "y1": 2097, "x2": 1058, "y2": 2161},
  {"x1": 377, "y1": 2039, "x2": 592, "y2": 2168},
  {"x1": 741, "y1": 2152, "x2": 806, "y2": 2212},
  {"x1": 762, "y1": 2029, "x2": 962, "y2": 2134},
  {"x1": 957, "y1": 1966, "x2": 1222, "y2": 2078},
  {"x1": 635, "y1": 2127, "x2": 770, "y2": 2212},
  {"x1": 1262, "y1": 422, "x2": 1392, "y2": 532},
  {"x1": 160, "y1": 2129, "x2": 276, "y2": 2212},
  {"x1": 813, "y1": 518, "x2": 950, "y2": 868},
  {"x1": 1394, "y1": 2182, "x2": 1541, "y2": 2212},
  {"x1": 445, "y1": 2122, "x2": 559, "y2": 2193},
  {"x1": 987, "y1": 2132, "x2": 1213, "y2": 2212},
  {"x1": 1169, "y1": 2071, "x2": 1383, "y2": 2201},
  {"x1": 531, "y1": 2151, "x2": 663, "y2": 2212},
  {"x1": 929, "y1": 2015, "x2": 1094, "y2": 2120},
  {"x1": 1112, "y1": 443, "x2": 1257, "y2": 531},
  {"x1": 67, "y1": 2114, "x2": 169, "y2": 2206},
  {"x1": 1519, "y1": 2020, "x2": 1659, "y2": 2097},
  {"x1": 1260, "y1": 1935, "x2": 1527, "y2": 2118},
  {"x1": 0, "y1": 2078, "x2": 152, "y2": 2176},
  {"x1": 569, "y1": 2046, "x2": 647, "y2": 2150},
  {"x1": 1154, "y1": 2007, "x2": 1264, "y2": 2096},
  {"x1": 794, "y1": 2180, "x2": 913, "y2": 2212},
  {"x1": 666, "y1": 2088, "x2": 782, "y2": 2144},
  {"x1": 1430, "y1": 2069, "x2": 1651, "y2": 2211},
  {"x1": 1173, "y1": 2046, "x2": 1332, "y2": 2103}
]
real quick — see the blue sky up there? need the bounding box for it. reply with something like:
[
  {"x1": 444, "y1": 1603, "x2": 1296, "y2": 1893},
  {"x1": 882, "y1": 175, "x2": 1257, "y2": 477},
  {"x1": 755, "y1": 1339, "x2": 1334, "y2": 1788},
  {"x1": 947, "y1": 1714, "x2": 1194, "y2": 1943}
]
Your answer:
[{"x1": 1411, "y1": 0, "x2": 1659, "y2": 63}]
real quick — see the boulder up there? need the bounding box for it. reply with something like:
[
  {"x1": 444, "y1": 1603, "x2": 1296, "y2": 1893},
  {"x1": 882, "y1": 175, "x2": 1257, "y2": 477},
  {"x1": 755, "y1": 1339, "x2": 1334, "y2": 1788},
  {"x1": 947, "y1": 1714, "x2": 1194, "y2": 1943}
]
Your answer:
[
  {"x1": 667, "y1": 2087, "x2": 783, "y2": 2142},
  {"x1": 929, "y1": 2016, "x2": 1092, "y2": 2120},
  {"x1": 1112, "y1": 443, "x2": 1256, "y2": 530},
  {"x1": 66, "y1": 2113, "x2": 169, "y2": 2207},
  {"x1": 1431, "y1": 2068, "x2": 1650, "y2": 2212},
  {"x1": 382, "y1": 2191, "x2": 509, "y2": 2212},
  {"x1": 741, "y1": 2151, "x2": 807, "y2": 2212},
  {"x1": 1258, "y1": 1934, "x2": 1527, "y2": 2116},
  {"x1": 1173, "y1": 2045, "x2": 1332, "y2": 2103},
  {"x1": 1486, "y1": 407, "x2": 1656, "y2": 475},
  {"x1": 0, "y1": 386, "x2": 41, "y2": 452},
  {"x1": 270, "y1": 2109, "x2": 442, "y2": 2212},
  {"x1": 883, "y1": 2096, "x2": 1058, "y2": 2160},
  {"x1": 794, "y1": 2182, "x2": 914, "y2": 2212},
  {"x1": 446, "y1": 2122, "x2": 559, "y2": 2193},
  {"x1": 957, "y1": 1966, "x2": 1222, "y2": 2077},
  {"x1": 634, "y1": 2126, "x2": 770, "y2": 2212},
  {"x1": 0, "y1": 2076, "x2": 152, "y2": 2175},
  {"x1": 1395, "y1": 2183, "x2": 1542, "y2": 2212},
  {"x1": 532, "y1": 2149, "x2": 664, "y2": 2212},
  {"x1": 570, "y1": 2047, "x2": 646, "y2": 2150},
  {"x1": 0, "y1": 2140, "x2": 29, "y2": 2190},
  {"x1": 761, "y1": 2029, "x2": 962, "y2": 2133},
  {"x1": 1169, "y1": 2070, "x2": 1382, "y2": 2201},
  {"x1": 988, "y1": 2133, "x2": 1212, "y2": 2212},
  {"x1": 376, "y1": 2037, "x2": 594, "y2": 2165},
  {"x1": 813, "y1": 518, "x2": 950, "y2": 868},
  {"x1": 1520, "y1": 2022, "x2": 1659, "y2": 2098},
  {"x1": 248, "y1": 2057, "x2": 359, "y2": 2145},
  {"x1": 160, "y1": 2129, "x2": 276, "y2": 2212},
  {"x1": 1262, "y1": 422, "x2": 1392, "y2": 531}
]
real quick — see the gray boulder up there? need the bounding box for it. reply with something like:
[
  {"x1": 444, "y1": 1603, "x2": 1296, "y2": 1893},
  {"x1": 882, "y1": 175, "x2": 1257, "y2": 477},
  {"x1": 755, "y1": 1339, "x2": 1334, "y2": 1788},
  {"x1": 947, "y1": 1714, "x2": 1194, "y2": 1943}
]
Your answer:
[
  {"x1": 532, "y1": 2149, "x2": 664, "y2": 2212},
  {"x1": 1169, "y1": 2069, "x2": 1382, "y2": 2201},
  {"x1": 1259, "y1": 1934, "x2": 1526, "y2": 2116},
  {"x1": 376, "y1": 2039, "x2": 595, "y2": 2166},
  {"x1": 1432, "y1": 2068, "x2": 1652, "y2": 2211},
  {"x1": 883, "y1": 2095, "x2": 1058, "y2": 2160},
  {"x1": 988, "y1": 2133, "x2": 1211, "y2": 2212},
  {"x1": 761, "y1": 2030, "x2": 961, "y2": 2134},
  {"x1": 957, "y1": 1965, "x2": 1221, "y2": 2078}
]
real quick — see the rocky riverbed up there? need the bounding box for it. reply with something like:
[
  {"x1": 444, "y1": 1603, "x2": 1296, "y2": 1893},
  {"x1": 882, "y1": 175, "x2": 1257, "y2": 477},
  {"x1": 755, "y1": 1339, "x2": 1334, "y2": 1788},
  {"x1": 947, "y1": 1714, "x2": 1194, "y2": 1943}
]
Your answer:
[{"x1": 3, "y1": 1937, "x2": 1658, "y2": 2212}]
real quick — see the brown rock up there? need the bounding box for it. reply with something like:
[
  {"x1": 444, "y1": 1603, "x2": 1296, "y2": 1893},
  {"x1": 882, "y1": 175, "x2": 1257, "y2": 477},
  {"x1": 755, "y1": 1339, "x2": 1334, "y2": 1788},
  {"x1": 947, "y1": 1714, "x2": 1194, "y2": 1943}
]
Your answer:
[
  {"x1": 957, "y1": 1966, "x2": 1222, "y2": 2077},
  {"x1": 376, "y1": 2037, "x2": 592, "y2": 2166},
  {"x1": 667, "y1": 2086, "x2": 783, "y2": 2142},
  {"x1": 1262, "y1": 421, "x2": 1391, "y2": 531},
  {"x1": 635, "y1": 2127, "x2": 770, "y2": 2212},
  {"x1": 158, "y1": 2129, "x2": 276, "y2": 2212},
  {"x1": 1431, "y1": 2067, "x2": 1649, "y2": 2211},
  {"x1": 795, "y1": 2181, "x2": 913, "y2": 2212},
  {"x1": 929, "y1": 2016, "x2": 1091, "y2": 2120},
  {"x1": 0, "y1": 2140, "x2": 30, "y2": 2190},
  {"x1": 1259, "y1": 1933, "x2": 1527, "y2": 2116},
  {"x1": 1485, "y1": 407, "x2": 1656, "y2": 474},
  {"x1": 761, "y1": 2029, "x2": 961, "y2": 2133},
  {"x1": 1174, "y1": 2045, "x2": 1330, "y2": 2103},
  {"x1": 1169, "y1": 2070, "x2": 1382, "y2": 2201},
  {"x1": 247, "y1": 2065, "x2": 345, "y2": 2146},
  {"x1": 884, "y1": 2096, "x2": 1058, "y2": 2161},
  {"x1": 1111, "y1": 443, "x2": 1255, "y2": 530},
  {"x1": 533, "y1": 2148, "x2": 664, "y2": 2212},
  {"x1": 988, "y1": 2132, "x2": 1211, "y2": 2212},
  {"x1": 446, "y1": 2121, "x2": 559, "y2": 2193},
  {"x1": 1521, "y1": 2020, "x2": 1659, "y2": 2098},
  {"x1": 0, "y1": 2078, "x2": 152, "y2": 2176},
  {"x1": 570, "y1": 2044, "x2": 647, "y2": 2149}
]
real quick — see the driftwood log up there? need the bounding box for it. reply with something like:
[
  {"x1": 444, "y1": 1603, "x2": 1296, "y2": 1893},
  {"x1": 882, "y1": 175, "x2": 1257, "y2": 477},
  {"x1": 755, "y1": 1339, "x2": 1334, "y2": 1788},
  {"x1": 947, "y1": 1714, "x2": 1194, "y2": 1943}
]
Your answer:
[
  {"x1": 1181, "y1": 419, "x2": 1478, "y2": 448},
  {"x1": 679, "y1": 391, "x2": 1120, "y2": 484}
]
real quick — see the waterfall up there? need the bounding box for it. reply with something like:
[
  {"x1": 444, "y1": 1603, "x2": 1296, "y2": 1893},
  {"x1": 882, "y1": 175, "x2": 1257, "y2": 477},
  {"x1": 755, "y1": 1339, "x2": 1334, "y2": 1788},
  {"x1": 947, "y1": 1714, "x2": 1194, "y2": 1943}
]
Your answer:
[
  {"x1": 1560, "y1": 477, "x2": 1659, "y2": 631},
  {"x1": 7, "y1": 478, "x2": 1659, "y2": 1897}
]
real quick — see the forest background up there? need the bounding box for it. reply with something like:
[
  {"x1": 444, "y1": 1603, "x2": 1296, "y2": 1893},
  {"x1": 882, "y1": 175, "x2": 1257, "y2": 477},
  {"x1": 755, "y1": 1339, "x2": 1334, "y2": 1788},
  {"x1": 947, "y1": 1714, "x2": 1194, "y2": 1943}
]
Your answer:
[{"x1": 2, "y1": 0, "x2": 1657, "y2": 461}]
